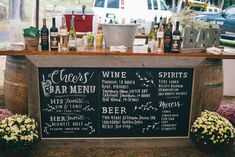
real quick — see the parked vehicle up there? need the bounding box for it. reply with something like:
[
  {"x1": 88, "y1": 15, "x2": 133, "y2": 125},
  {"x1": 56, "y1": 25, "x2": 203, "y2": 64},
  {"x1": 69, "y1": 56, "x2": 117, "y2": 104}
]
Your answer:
[
  {"x1": 0, "y1": 2, "x2": 7, "y2": 19},
  {"x1": 197, "y1": 4, "x2": 235, "y2": 45},
  {"x1": 188, "y1": 0, "x2": 207, "y2": 11},
  {"x1": 206, "y1": 5, "x2": 222, "y2": 13},
  {"x1": 92, "y1": 0, "x2": 172, "y2": 34},
  {"x1": 187, "y1": 0, "x2": 221, "y2": 13}
]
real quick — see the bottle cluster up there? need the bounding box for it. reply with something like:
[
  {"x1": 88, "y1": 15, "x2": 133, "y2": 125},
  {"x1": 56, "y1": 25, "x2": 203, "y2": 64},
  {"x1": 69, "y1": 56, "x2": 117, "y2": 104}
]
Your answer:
[
  {"x1": 148, "y1": 17, "x2": 181, "y2": 53},
  {"x1": 40, "y1": 11, "x2": 77, "y2": 51}
]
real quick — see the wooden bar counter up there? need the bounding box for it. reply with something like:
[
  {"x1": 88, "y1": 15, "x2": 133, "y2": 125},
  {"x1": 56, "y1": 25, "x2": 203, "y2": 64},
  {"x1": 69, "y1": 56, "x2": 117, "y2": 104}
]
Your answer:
[
  {"x1": 0, "y1": 45, "x2": 235, "y2": 59},
  {"x1": 1, "y1": 46, "x2": 235, "y2": 152}
]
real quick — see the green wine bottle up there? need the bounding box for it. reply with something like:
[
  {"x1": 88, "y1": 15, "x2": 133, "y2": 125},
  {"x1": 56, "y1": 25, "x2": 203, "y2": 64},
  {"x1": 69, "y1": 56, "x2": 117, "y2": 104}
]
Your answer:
[{"x1": 68, "y1": 11, "x2": 77, "y2": 51}]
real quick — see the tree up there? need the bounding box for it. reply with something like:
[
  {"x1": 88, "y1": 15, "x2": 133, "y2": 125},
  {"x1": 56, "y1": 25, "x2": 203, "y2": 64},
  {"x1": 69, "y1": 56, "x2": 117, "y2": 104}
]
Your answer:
[
  {"x1": 219, "y1": 0, "x2": 225, "y2": 8},
  {"x1": 9, "y1": 0, "x2": 26, "y2": 20},
  {"x1": 223, "y1": 0, "x2": 235, "y2": 8},
  {"x1": 20, "y1": 0, "x2": 27, "y2": 20},
  {"x1": 177, "y1": 0, "x2": 183, "y2": 12}
]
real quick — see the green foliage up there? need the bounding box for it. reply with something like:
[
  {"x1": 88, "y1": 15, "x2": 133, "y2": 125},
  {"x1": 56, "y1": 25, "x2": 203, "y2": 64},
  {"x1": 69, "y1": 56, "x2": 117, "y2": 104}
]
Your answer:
[{"x1": 224, "y1": 0, "x2": 235, "y2": 9}]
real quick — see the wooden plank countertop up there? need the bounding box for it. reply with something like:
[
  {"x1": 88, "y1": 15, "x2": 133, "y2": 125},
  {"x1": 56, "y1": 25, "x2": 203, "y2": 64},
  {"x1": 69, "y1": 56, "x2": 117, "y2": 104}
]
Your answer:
[{"x1": 0, "y1": 45, "x2": 235, "y2": 59}]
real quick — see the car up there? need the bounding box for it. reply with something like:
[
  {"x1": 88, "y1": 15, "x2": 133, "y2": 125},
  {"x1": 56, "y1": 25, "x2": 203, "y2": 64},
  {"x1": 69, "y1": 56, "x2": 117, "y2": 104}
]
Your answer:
[
  {"x1": 206, "y1": 5, "x2": 222, "y2": 13},
  {"x1": 92, "y1": 0, "x2": 172, "y2": 35},
  {"x1": 187, "y1": 1, "x2": 221, "y2": 13},
  {"x1": 188, "y1": 0, "x2": 207, "y2": 12},
  {"x1": 0, "y1": 2, "x2": 7, "y2": 19},
  {"x1": 196, "y1": 4, "x2": 235, "y2": 46}
]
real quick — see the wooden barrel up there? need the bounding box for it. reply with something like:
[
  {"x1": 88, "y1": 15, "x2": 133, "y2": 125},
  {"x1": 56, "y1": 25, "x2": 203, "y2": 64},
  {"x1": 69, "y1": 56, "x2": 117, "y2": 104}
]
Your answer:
[
  {"x1": 202, "y1": 59, "x2": 223, "y2": 111},
  {"x1": 4, "y1": 56, "x2": 27, "y2": 114}
]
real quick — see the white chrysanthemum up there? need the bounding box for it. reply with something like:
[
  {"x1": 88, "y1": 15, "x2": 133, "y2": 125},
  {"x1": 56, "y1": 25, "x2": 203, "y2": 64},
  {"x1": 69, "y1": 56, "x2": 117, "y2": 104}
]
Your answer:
[
  {"x1": 26, "y1": 124, "x2": 31, "y2": 130},
  {"x1": 16, "y1": 117, "x2": 23, "y2": 123},
  {"x1": 20, "y1": 125, "x2": 26, "y2": 131},
  {"x1": 25, "y1": 118, "x2": 31, "y2": 124},
  {"x1": 8, "y1": 120, "x2": 14, "y2": 127},
  {"x1": 31, "y1": 124, "x2": 36, "y2": 129},
  {"x1": 1, "y1": 119, "x2": 6, "y2": 124}
]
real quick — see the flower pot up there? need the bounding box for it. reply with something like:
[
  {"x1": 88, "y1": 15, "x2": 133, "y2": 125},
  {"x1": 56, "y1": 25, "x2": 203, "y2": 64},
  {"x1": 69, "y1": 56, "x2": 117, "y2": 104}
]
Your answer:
[{"x1": 196, "y1": 142, "x2": 217, "y2": 153}]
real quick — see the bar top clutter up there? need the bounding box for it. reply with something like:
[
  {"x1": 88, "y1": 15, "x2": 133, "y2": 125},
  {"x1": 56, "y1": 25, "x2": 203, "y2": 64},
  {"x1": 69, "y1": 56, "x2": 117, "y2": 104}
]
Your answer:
[{"x1": 0, "y1": 45, "x2": 235, "y2": 59}]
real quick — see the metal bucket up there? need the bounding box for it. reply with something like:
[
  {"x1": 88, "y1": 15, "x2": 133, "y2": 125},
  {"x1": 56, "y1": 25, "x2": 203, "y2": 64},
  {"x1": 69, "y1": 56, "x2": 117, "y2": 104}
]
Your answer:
[{"x1": 103, "y1": 24, "x2": 138, "y2": 48}]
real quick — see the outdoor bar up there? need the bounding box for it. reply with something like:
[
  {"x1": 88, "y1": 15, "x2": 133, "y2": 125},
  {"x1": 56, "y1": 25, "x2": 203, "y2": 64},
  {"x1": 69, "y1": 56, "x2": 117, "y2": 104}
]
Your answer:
[{"x1": 0, "y1": 0, "x2": 235, "y2": 157}]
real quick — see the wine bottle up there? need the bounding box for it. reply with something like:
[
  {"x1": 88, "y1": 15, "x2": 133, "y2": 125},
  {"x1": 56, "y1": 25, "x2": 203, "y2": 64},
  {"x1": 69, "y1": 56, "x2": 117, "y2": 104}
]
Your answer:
[
  {"x1": 172, "y1": 21, "x2": 181, "y2": 53},
  {"x1": 168, "y1": 18, "x2": 173, "y2": 32},
  {"x1": 148, "y1": 22, "x2": 157, "y2": 53},
  {"x1": 164, "y1": 21, "x2": 172, "y2": 53},
  {"x1": 162, "y1": 17, "x2": 167, "y2": 30},
  {"x1": 60, "y1": 16, "x2": 68, "y2": 51},
  {"x1": 154, "y1": 16, "x2": 158, "y2": 29},
  {"x1": 68, "y1": 11, "x2": 77, "y2": 51},
  {"x1": 50, "y1": 17, "x2": 59, "y2": 51},
  {"x1": 96, "y1": 23, "x2": 104, "y2": 47},
  {"x1": 156, "y1": 17, "x2": 164, "y2": 53},
  {"x1": 41, "y1": 18, "x2": 49, "y2": 51}
]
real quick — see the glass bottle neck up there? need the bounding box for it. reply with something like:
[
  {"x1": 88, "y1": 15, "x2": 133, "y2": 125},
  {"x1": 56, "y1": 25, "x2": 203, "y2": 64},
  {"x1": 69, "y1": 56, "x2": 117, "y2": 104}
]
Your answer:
[
  {"x1": 52, "y1": 18, "x2": 56, "y2": 27},
  {"x1": 70, "y1": 18, "x2": 75, "y2": 28},
  {"x1": 175, "y1": 22, "x2": 179, "y2": 31},
  {"x1": 43, "y1": 19, "x2": 46, "y2": 27}
]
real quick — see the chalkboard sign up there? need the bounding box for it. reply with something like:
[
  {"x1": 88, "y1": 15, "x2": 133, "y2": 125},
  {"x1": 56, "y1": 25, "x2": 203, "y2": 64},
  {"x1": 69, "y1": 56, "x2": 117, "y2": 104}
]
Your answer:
[{"x1": 38, "y1": 68, "x2": 193, "y2": 139}]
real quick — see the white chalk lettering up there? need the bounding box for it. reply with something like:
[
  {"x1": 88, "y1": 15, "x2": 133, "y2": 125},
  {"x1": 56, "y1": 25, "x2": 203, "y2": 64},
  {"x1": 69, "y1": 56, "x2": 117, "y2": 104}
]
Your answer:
[{"x1": 102, "y1": 71, "x2": 127, "y2": 78}]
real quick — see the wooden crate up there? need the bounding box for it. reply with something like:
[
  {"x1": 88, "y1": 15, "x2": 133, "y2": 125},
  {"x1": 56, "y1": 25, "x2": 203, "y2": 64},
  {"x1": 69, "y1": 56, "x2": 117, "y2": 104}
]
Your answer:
[{"x1": 182, "y1": 28, "x2": 221, "y2": 53}]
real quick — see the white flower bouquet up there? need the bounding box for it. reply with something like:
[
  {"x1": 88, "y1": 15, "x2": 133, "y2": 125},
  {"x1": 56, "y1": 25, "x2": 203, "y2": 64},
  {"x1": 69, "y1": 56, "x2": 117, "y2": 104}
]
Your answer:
[
  {"x1": 0, "y1": 114, "x2": 39, "y2": 150},
  {"x1": 190, "y1": 110, "x2": 235, "y2": 147},
  {"x1": 173, "y1": 11, "x2": 219, "y2": 29}
]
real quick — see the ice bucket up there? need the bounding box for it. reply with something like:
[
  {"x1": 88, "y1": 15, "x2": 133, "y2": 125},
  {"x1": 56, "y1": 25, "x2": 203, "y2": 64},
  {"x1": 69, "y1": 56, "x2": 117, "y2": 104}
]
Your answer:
[{"x1": 103, "y1": 24, "x2": 138, "y2": 48}]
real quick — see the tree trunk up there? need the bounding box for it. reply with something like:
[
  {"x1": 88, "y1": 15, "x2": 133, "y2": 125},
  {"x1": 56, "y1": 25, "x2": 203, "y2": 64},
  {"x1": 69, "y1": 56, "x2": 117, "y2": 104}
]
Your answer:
[
  {"x1": 172, "y1": 0, "x2": 176, "y2": 12},
  {"x1": 9, "y1": 0, "x2": 26, "y2": 20},
  {"x1": 20, "y1": 0, "x2": 27, "y2": 21},
  {"x1": 220, "y1": 0, "x2": 225, "y2": 9},
  {"x1": 9, "y1": 0, "x2": 17, "y2": 20},
  {"x1": 177, "y1": 0, "x2": 183, "y2": 13}
]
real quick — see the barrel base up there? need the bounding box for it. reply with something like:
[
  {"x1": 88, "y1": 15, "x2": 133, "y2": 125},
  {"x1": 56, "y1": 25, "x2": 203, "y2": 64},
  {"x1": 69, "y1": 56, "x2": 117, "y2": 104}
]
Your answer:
[
  {"x1": 4, "y1": 56, "x2": 27, "y2": 114},
  {"x1": 202, "y1": 59, "x2": 223, "y2": 111}
]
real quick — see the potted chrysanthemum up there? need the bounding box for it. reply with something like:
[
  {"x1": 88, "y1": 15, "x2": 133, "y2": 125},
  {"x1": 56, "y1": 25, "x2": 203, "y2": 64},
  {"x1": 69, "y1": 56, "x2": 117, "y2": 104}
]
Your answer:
[
  {"x1": 190, "y1": 110, "x2": 235, "y2": 152},
  {"x1": 0, "y1": 109, "x2": 13, "y2": 122},
  {"x1": 0, "y1": 114, "x2": 39, "y2": 156}
]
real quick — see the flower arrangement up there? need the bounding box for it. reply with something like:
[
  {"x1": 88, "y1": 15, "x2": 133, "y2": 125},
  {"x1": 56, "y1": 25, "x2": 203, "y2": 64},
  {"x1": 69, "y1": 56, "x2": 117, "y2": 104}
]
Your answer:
[
  {"x1": 217, "y1": 104, "x2": 235, "y2": 126},
  {"x1": 173, "y1": 11, "x2": 219, "y2": 29},
  {"x1": 190, "y1": 110, "x2": 235, "y2": 147},
  {"x1": 0, "y1": 114, "x2": 39, "y2": 151}
]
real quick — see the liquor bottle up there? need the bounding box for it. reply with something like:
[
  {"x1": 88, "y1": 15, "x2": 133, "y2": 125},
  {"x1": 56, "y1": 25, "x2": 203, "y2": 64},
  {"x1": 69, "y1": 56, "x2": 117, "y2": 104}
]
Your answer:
[
  {"x1": 156, "y1": 17, "x2": 164, "y2": 53},
  {"x1": 60, "y1": 16, "x2": 68, "y2": 51},
  {"x1": 96, "y1": 23, "x2": 104, "y2": 47},
  {"x1": 147, "y1": 22, "x2": 157, "y2": 53},
  {"x1": 50, "y1": 17, "x2": 59, "y2": 51},
  {"x1": 41, "y1": 18, "x2": 49, "y2": 50},
  {"x1": 68, "y1": 11, "x2": 77, "y2": 51},
  {"x1": 162, "y1": 17, "x2": 167, "y2": 30},
  {"x1": 154, "y1": 16, "x2": 158, "y2": 29},
  {"x1": 168, "y1": 18, "x2": 173, "y2": 32},
  {"x1": 164, "y1": 21, "x2": 172, "y2": 53},
  {"x1": 172, "y1": 21, "x2": 181, "y2": 53}
]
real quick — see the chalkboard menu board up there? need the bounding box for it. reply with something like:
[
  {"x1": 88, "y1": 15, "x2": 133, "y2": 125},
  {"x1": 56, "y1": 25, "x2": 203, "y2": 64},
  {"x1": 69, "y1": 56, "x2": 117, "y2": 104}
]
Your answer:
[{"x1": 38, "y1": 68, "x2": 193, "y2": 139}]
